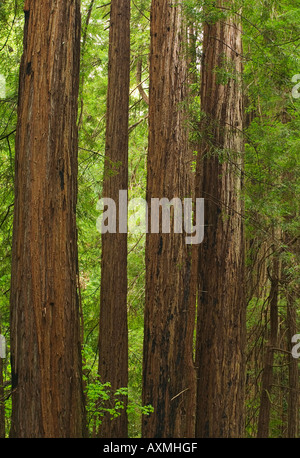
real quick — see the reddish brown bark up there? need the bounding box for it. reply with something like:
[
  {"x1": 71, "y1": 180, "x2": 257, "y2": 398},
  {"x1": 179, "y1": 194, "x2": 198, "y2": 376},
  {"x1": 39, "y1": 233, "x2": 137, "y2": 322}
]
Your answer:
[
  {"x1": 195, "y1": 3, "x2": 246, "y2": 438},
  {"x1": 98, "y1": 0, "x2": 130, "y2": 438},
  {"x1": 10, "y1": 0, "x2": 86, "y2": 438},
  {"x1": 142, "y1": 0, "x2": 196, "y2": 438}
]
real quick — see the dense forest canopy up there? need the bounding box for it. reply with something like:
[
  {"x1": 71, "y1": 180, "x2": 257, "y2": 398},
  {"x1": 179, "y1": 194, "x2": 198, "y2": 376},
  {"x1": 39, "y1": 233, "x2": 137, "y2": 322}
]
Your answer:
[{"x1": 0, "y1": 0, "x2": 299, "y2": 439}]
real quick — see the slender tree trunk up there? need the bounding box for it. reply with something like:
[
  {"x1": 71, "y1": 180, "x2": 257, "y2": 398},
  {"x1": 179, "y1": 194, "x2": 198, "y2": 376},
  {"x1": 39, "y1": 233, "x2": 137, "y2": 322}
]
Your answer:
[
  {"x1": 257, "y1": 257, "x2": 279, "y2": 438},
  {"x1": 0, "y1": 325, "x2": 5, "y2": 438},
  {"x1": 0, "y1": 361, "x2": 4, "y2": 438},
  {"x1": 9, "y1": 0, "x2": 86, "y2": 438},
  {"x1": 98, "y1": 0, "x2": 130, "y2": 438},
  {"x1": 195, "y1": 3, "x2": 246, "y2": 438},
  {"x1": 286, "y1": 296, "x2": 299, "y2": 438},
  {"x1": 142, "y1": 0, "x2": 196, "y2": 438},
  {"x1": 136, "y1": 59, "x2": 149, "y2": 105}
]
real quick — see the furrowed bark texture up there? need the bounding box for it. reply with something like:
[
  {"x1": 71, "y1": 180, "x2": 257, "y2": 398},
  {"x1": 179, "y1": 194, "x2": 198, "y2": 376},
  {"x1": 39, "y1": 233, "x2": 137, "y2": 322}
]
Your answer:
[
  {"x1": 98, "y1": 0, "x2": 130, "y2": 438},
  {"x1": 10, "y1": 0, "x2": 86, "y2": 438},
  {"x1": 142, "y1": 0, "x2": 196, "y2": 438},
  {"x1": 195, "y1": 5, "x2": 246, "y2": 438}
]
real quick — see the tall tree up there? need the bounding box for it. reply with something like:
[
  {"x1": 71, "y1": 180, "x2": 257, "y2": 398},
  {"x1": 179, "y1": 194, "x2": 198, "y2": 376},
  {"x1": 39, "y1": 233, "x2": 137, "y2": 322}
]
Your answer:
[
  {"x1": 98, "y1": 0, "x2": 130, "y2": 438},
  {"x1": 256, "y1": 255, "x2": 279, "y2": 438},
  {"x1": 195, "y1": 2, "x2": 246, "y2": 438},
  {"x1": 0, "y1": 325, "x2": 4, "y2": 438},
  {"x1": 9, "y1": 0, "x2": 86, "y2": 437},
  {"x1": 286, "y1": 295, "x2": 299, "y2": 438},
  {"x1": 142, "y1": 0, "x2": 196, "y2": 438}
]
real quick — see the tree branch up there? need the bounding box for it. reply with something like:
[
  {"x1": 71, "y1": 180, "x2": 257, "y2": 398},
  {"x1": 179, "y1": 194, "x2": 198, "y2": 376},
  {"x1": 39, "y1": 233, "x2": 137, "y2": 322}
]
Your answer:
[
  {"x1": 135, "y1": 59, "x2": 149, "y2": 105},
  {"x1": 0, "y1": 129, "x2": 16, "y2": 142}
]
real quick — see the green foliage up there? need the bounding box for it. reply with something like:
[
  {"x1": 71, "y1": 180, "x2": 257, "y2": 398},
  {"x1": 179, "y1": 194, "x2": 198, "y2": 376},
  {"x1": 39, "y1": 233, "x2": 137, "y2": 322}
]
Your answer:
[
  {"x1": 242, "y1": 0, "x2": 300, "y2": 437},
  {"x1": 83, "y1": 343, "x2": 153, "y2": 438},
  {"x1": 0, "y1": 0, "x2": 299, "y2": 439},
  {"x1": 77, "y1": 0, "x2": 150, "y2": 438},
  {"x1": 0, "y1": 4, "x2": 24, "y2": 437}
]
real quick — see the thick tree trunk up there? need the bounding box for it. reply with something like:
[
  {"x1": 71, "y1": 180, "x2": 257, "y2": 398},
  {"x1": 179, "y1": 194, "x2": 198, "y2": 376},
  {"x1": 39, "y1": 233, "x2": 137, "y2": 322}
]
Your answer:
[
  {"x1": 10, "y1": 0, "x2": 86, "y2": 438},
  {"x1": 195, "y1": 4, "x2": 246, "y2": 438},
  {"x1": 98, "y1": 0, "x2": 130, "y2": 438},
  {"x1": 142, "y1": 0, "x2": 196, "y2": 438}
]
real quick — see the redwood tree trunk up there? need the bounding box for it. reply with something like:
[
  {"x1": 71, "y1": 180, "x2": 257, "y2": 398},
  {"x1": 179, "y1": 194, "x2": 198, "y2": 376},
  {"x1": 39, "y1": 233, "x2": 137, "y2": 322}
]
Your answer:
[
  {"x1": 257, "y1": 257, "x2": 279, "y2": 438},
  {"x1": 10, "y1": 0, "x2": 86, "y2": 438},
  {"x1": 287, "y1": 296, "x2": 299, "y2": 438},
  {"x1": 98, "y1": 0, "x2": 130, "y2": 438},
  {"x1": 195, "y1": 3, "x2": 246, "y2": 438},
  {"x1": 142, "y1": 0, "x2": 196, "y2": 438}
]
